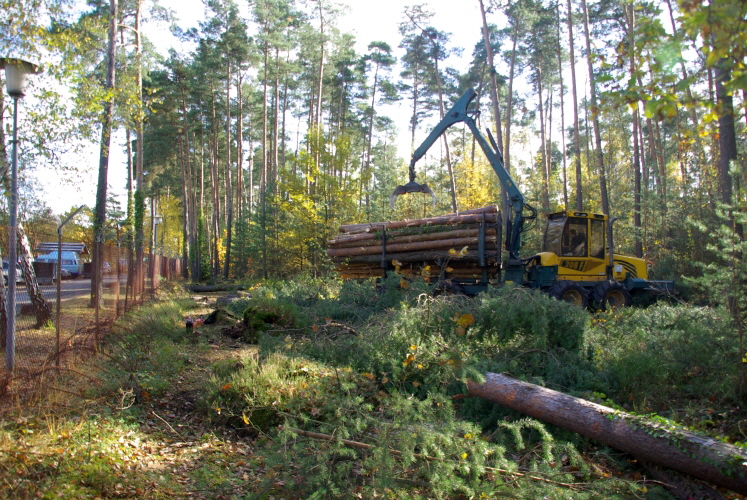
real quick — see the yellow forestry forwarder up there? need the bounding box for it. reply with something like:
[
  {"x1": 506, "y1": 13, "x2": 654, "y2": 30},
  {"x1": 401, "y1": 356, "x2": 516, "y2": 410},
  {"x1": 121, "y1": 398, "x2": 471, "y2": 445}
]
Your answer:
[{"x1": 332, "y1": 88, "x2": 674, "y2": 309}]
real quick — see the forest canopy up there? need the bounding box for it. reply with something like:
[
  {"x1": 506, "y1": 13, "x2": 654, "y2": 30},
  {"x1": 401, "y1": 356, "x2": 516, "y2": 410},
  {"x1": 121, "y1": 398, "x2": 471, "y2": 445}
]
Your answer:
[{"x1": 0, "y1": 0, "x2": 745, "y2": 288}]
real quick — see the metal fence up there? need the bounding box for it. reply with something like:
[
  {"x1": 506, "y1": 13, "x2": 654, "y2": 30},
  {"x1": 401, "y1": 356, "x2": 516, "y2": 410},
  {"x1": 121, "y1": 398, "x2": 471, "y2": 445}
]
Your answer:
[{"x1": 0, "y1": 231, "x2": 184, "y2": 399}]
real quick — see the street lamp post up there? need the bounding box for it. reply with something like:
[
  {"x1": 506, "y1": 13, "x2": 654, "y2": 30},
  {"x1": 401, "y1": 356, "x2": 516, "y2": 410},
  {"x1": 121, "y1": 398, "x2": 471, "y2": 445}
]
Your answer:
[{"x1": 1, "y1": 58, "x2": 42, "y2": 371}]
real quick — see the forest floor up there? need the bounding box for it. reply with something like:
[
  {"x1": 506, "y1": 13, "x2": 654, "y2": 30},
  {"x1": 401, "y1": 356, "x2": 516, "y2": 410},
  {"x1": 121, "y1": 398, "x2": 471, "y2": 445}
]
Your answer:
[
  {"x1": 0, "y1": 296, "x2": 285, "y2": 499},
  {"x1": 1, "y1": 287, "x2": 746, "y2": 499}
]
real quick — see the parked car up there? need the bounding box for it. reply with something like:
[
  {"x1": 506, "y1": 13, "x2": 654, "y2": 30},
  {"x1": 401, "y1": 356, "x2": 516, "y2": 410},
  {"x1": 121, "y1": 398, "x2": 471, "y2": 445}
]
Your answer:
[
  {"x1": 2, "y1": 261, "x2": 23, "y2": 286},
  {"x1": 102, "y1": 262, "x2": 112, "y2": 274}
]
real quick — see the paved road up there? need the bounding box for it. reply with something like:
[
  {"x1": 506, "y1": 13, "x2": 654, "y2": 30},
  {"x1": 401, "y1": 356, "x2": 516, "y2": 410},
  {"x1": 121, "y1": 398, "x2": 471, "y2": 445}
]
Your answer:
[{"x1": 11, "y1": 275, "x2": 128, "y2": 304}]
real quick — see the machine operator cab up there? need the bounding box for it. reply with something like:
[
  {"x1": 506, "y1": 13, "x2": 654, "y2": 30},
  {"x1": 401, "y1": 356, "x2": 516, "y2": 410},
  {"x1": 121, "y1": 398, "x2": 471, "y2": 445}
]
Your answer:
[
  {"x1": 536, "y1": 211, "x2": 649, "y2": 283},
  {"x1": 543, "y1": 212, "x2": 606, "y2": 260}
]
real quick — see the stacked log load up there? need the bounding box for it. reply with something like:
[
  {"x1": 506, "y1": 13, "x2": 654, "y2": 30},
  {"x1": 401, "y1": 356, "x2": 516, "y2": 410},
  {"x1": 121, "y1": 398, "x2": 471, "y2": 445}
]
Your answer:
[{"x1": 328, "y1": 206, "x2": 502, "y2": 280}]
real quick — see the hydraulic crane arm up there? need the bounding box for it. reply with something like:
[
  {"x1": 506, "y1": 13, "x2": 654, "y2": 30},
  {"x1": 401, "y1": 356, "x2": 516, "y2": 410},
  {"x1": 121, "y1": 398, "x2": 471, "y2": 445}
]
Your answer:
[{"x1": 390, "y1": 88, "x2": 535, "y2": 259}]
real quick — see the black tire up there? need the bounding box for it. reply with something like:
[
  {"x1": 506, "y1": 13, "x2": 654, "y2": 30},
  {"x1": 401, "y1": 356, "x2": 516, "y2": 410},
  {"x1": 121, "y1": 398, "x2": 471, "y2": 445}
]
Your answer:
[
  {"x1": 547, "y1": 280, "x2": 589, "y2": 307},
  {"x1": 592, "y1": 281, "x2": 632, "y2": 311},
  {"x1": 433, "y1": 280, "x2": 467, "y2": 296}
]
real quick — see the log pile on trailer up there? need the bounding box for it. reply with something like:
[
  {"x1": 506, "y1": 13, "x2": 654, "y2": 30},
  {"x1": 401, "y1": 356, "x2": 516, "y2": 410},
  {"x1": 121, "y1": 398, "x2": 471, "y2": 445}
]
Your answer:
[{"x1": 328, "y1": 206, "x2": 502, "y2": 281}]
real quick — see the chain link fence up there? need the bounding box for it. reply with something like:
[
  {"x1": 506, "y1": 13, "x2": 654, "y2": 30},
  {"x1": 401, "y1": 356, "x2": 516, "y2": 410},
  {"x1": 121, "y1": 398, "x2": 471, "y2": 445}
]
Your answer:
[{"x1": 0, "y1": 227, "x2": 184, "y2": 400}]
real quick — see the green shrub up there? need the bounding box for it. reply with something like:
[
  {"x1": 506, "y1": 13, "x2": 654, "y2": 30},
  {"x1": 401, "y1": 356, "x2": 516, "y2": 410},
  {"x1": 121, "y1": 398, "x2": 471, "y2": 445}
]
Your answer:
[{"x1": 586, "y1": 304, "x2": 737, "y2": 404}]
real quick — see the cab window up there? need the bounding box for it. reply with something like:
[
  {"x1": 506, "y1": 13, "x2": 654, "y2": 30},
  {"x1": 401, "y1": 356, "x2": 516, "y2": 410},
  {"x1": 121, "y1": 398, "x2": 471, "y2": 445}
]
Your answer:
[
  {"x1": 590, "y1": 219, "x2": 605, "y2": 259},
  {"x1": 542, "y1": 218, "x2": 565, "y2": 255},
  {"x1": 563, "y1": 218, "x2": 588, "y2": 256}
]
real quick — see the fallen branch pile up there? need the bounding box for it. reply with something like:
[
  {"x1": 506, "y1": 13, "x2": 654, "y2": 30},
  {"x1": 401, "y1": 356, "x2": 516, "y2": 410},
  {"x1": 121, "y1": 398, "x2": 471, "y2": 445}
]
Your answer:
[{"x1": 328, "y1": 206, "x2": 502, "y2": 280}]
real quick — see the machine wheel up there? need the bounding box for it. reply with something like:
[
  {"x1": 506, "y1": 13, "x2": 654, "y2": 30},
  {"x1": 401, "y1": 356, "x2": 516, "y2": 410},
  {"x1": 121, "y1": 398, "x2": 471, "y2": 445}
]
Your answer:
[
  {"x1": 433, "y1": 280, "x2": 467, "y2": 296},
  {"x1": 547, "y1": 281, "x2": 589, "y2": 307},
  {"x1": 592, "y1": 281, "x2": 632, "y2": 311}
]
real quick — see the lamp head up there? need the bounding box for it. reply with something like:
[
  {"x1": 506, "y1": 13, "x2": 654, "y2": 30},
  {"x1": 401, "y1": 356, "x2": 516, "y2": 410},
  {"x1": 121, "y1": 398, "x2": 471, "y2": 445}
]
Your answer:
[{"x1": 0, "y1": 58, "x2": 42, "y2": 98}]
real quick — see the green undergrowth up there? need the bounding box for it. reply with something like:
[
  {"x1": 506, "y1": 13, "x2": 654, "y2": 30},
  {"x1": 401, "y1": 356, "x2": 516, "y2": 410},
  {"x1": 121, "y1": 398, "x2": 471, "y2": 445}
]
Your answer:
[
  {"x1": 210, "y1": 276, "x2": 746, "y2": 496},
  {"x1": 4, "y1": 277, "x2": 745, "y2": 498}
]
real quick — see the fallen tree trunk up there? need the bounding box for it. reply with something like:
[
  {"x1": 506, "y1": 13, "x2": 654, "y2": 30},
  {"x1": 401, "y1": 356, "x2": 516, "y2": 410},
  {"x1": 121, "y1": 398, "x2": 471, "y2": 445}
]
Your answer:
[
  {"x1": 331, "y1": 248, "x2": 495, "y2": 265},
  {"x1": 467, "y1": 372, "x2": 747, "y2": 495},
  {"x1": 187, "y1": 285, "x2": 245, "y2": 292},
  {"x1": 338, "y1": 206, "x2": 498, "y2": 234},
  {"x1": 327, "y1": 235, "x2": 498, "y2": 258},
  {"x1": 338, "y1": 213, "x2": 498, "y2": 235},
  {"x1": 329, "y1": 226, "x2": 496, "y2": 248}
]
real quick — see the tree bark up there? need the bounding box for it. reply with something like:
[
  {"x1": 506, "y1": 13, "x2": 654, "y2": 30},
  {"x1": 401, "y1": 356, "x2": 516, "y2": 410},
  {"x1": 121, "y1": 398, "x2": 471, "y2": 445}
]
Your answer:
[
  {"x1": 224, "y1": 59, "x2": 233, "y2": 280},
  {"x1": 566, "y1": 0, "x2": 583, "y2": 211},
  {"x1": 92, "y1": 0, "x2": 118, "y2": 312},
  {"x1": 715, "y1": 60, "x2": 737, "y2": 206},
  {"x1": 18, "y1": 226, "x2": 51, "y2": 327},
  {"x1": 134, "y1": 0, "x2": 145, "y2": 299},
  {"x1": 338, "y1": 211, "x2": 499, "y2": 234},
  {"x1": 628, "y1": 4, "x2": 643, "y2": 259},
  {"x1": 328, "y1": 235, "x2": 498, "y2": 258},
  {"x1": 536, "y1": 69, "x2": 550, "y2": 212},
  {"x1": 556, "y1": 6, "x2": 568, "y2": 209},
  {"x1": 329, "y1": 225, "x2": 493, "y2": 247},
  {"x1": 261, "y1": 34, "x2": 269, "y2": 278},
  {"x1": 467, "y1": 372, "x2": 747, "y2": 495}
]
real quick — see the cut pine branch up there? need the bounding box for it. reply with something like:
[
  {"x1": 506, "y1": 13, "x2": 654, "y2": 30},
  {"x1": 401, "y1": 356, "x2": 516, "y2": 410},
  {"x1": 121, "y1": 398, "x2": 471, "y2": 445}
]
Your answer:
[{"x1": 283, "y1": 426, "x2": 582, "y2": 490}]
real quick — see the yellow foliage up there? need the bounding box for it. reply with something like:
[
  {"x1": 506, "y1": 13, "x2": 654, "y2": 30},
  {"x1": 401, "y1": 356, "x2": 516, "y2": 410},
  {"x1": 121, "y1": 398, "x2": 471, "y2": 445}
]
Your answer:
[{"x1": 456, "y1": 313, "x2": 475, "y2": 327}]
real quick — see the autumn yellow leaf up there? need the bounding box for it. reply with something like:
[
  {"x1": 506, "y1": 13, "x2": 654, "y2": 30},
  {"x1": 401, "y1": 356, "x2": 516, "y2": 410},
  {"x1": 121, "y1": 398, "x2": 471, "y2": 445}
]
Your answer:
[
  {"x1": 457, "y1": 313, "x2": 475, "y2": 327},
  {"x1": 312, "y1": 324, "x2": 319, "y2": 332},
  {"x1": 392, "y1": 259, "x2": 403, "y2": 266},
  {"x1": 410, "y1": 345, "x2": 418, "y2": 350},
  {"x1": 403, "y1": 353, "x2": 415, "y2": 366},
  {"x1": 460, "y1": 245, "x2": 469, "y2": 256},
  {"x1": 221, "y1": 383, "x2": 232, "y2": 391},
  {"x1": 445, "y1": 267, "x2": 454, "y2": 272},
  {"x1": 361, "y1": 372, "x2": 375, "y2": 380},
  {"x1": 448, "y1": 248, "x2": 458, "y2": 255},
  {"x1": 399, "y1": 278, "x2": 409, "y2": 289},
  {"x1": 242, "y1": 413, "x2": 250, "y2": 425}
]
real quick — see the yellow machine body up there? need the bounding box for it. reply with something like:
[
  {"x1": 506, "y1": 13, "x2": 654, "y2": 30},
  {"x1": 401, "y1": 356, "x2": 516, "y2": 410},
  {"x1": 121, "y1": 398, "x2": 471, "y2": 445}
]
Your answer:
[{"x1": 538, "y1": 211, "x2": 648, "y2": 283}]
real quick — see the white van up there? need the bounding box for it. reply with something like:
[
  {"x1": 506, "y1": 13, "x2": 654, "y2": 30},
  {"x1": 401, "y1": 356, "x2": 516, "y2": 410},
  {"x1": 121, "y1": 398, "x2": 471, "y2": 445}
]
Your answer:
[{"x1": 36, "y1": 251, "x2": 82, "y2": 279}]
